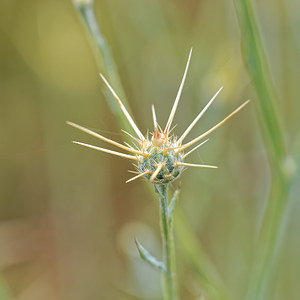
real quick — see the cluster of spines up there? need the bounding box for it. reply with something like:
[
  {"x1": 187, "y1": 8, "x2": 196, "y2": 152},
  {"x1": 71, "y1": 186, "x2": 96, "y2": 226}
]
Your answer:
[{"x1": 68, "y1": 48, "x2": 249, "y2": 184}]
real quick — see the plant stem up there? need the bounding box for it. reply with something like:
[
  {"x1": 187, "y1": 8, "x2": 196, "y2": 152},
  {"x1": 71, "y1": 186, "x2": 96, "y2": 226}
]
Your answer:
[
  {"x1": 233, "y1": 0, "x2": 286, "y2": 168},
  {"x1": 247, "y1": 173, "x2": 289, "y2": 300},
  {"x1": 233, "y1": 1, "x2": 296, "y2": 299},
  {"x1": 157, "y1": 184, "x2": 178, "y2": 300},
  {"x1": 72, "y1": 0, "x2": 135, "y2": 136}
]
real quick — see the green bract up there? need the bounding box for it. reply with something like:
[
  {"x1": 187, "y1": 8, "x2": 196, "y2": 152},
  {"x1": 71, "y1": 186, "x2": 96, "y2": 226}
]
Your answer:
[{"x1": 138, "y1": 145, "x2": 184, "y2": 184}]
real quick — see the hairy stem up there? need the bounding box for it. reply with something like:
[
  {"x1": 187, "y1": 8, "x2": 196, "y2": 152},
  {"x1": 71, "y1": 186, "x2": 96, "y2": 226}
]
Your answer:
[{"x1": 157, "y1": 184, "x2": 178, "y2": 300}]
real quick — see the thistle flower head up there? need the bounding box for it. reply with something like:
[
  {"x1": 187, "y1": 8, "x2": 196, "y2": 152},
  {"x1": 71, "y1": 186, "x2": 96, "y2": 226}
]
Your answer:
[{"x1": 68, "y1": 49, "x2": 249, "y2": 184}]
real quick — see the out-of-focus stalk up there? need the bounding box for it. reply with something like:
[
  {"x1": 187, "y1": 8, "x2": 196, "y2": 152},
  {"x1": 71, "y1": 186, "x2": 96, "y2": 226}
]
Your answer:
[
  {"x1": 72, "y1": 0, "x2": 134, "y2": 136},
  {"x1": 233, "y1": 1, "x2": 296, "y2": 299},
  {"x1": 233, "y1": 0, "x2": 285, "y2": 168}
]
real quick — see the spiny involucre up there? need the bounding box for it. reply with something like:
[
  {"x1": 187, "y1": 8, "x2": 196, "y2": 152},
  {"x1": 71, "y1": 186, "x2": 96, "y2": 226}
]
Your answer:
[{"x1": 68, "y1": 49, "x2": 249, "y2": 184}]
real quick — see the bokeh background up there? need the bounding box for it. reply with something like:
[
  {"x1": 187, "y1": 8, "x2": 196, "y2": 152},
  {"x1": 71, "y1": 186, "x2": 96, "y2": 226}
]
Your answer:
[{"x1": 1, "y1": 0, "x2": 300, "y2": 299}]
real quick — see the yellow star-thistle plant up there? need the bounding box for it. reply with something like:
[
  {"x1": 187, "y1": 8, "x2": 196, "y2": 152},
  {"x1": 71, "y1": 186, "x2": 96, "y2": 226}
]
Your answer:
[{"x1": 68, "y1": 48, "x2": 249, "y2": 300}]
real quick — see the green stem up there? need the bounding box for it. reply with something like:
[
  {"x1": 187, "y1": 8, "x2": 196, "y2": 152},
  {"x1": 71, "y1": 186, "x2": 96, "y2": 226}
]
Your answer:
[
  {"x1": 233, "y1": 0, "x2": 285, "y2": 168},
  {"x1": 72, "y1": 0, "x2": 135, "y2": 137},
  {"x1": 156, "y1": 184, "x2": 178, "y2": 300},
  {"x1": 233, "y1": 1, "x2": 296, "y2": 299},
  {"x1": 247, "y1": 173, "x2": 289, "y2": 300}
]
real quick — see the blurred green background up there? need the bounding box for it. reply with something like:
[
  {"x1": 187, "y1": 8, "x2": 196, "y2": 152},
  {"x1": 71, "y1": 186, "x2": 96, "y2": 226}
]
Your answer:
[{"x1": 0, "y1": 0, "x2": 300, "y2": 299}]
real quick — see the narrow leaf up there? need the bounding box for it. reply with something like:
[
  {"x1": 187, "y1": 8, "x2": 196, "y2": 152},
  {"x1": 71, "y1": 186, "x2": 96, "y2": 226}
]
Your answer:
[
  {"x1": 168, "y1": 189, "x2": 180, "y2": 222},
  {"x1": 135, "y1": 239, "x2": 165, "y2": 272}
]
